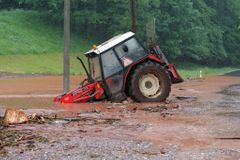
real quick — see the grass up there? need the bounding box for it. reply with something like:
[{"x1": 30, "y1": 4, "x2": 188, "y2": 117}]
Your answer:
[
  {"x1": 0, "y1": 53, "x2": 238, "y2": 77},
  {"x1": 0, "y1": 10, "x2": 91, "y2": 54},
  {"x1": 0, "y1": 54, "x2": 87, "y2": 75},
  {"x1": 0, "y1": 9, "x2": 92, "y2": 75},
  {"x1": 178, "y1": 67, "x2": 239, "y2": 78},
  {"x1": 175, "y1": 62, "x2": 239, "y2": 78}
]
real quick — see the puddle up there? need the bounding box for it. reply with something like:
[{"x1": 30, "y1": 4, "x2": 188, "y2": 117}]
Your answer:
[
  {"x1": 216, "y1": 111, "x2": 240, "y2": 118},
  {"x1": 60, "y1": 117, "x2": 121, "y2": 127},
  {"x1": 49, "y1": 117, "x2": 121, "y2": 125},
  {"x1": 222, "y1": 84, "x2": 240, "y2": 96},
  {"x1": 51, "y1": 119, "x2": 71, "y2": 124},
  {"x1": 139, "y1": 105, "x2": 171, "y2": 115},
  {"x1": 176, "y1": 96, "x2": 198, "y2": 102}
]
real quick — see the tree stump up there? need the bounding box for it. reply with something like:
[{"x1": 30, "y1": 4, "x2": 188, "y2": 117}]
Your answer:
[{"x1": 3, "y1": 109, "x2": 28, "y2": 124}]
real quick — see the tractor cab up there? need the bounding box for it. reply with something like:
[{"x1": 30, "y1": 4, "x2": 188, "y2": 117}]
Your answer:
[
  {"x1": 54, "y1": 32, "x2": 183, "y2": 103},
  {"x1": 86, "y1": 32, "x2": 149, "y2": 101}
]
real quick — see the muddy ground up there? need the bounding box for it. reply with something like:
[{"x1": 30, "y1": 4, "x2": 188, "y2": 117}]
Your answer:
[{"x1": 0, "y1": 72, "x2": 240, "y2": 160}]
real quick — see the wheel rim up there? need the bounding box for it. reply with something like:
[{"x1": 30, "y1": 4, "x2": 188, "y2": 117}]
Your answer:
[{"x1": 139, "y1": 74, "x2": 161, "y2": 98}]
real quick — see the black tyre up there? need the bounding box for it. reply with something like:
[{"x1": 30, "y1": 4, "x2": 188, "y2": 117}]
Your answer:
[{"x1": 129, "y1": 61, "x2": 171, "y2": 102}]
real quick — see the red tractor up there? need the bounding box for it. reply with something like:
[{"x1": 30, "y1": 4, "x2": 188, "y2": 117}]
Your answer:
[{"x1": 54, "y1": 32, "x2": 183, "y2": 103}]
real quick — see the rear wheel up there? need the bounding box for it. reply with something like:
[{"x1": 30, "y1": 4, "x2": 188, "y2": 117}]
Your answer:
[{"x1": 129, "y1": 61, "x2": 171, "y2": 102}]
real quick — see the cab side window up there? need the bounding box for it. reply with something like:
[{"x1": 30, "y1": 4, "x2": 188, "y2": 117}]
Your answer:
[
  {"x1": 101, "y1": 49, "x2": 122, "y2": 78},
  {"x1": 115, "y1": 38, "x2": 147, "y2": 67}
]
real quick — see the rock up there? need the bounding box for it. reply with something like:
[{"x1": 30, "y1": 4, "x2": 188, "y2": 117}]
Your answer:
[
  {"x1": 167, "y1": 103, "x2": 179, "y2": 109},
  {"x1": 3, "y1": 109, "x2": 28, "y2": 124},
  {"x1": 94, "y1": 109, "x2": 101, "y2": 114},
  {"x1": 31, "y1": 113, "x2": 37, "y2": 119},
  {"x1": 122, "y1": 100, "x2": 128, "y2": 105},
  {"x1": 40, "y1": 116, "x2": 45, "y2": 122}
]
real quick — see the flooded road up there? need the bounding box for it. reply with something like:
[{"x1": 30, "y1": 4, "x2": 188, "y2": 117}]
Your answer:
[{"x1": 0, "y1": 73, "x2": 240, "y2": 159}]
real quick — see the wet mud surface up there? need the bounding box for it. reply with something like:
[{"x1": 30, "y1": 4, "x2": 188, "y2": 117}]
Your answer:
[
  {"x1": 0, "y1": 72, "x2": 47, "y2": 79},
  {"x1": 0, "y1": 74, "x2": 240, "y2": 159}
]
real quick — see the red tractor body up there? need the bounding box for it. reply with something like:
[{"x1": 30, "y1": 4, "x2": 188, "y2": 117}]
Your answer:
[{"x1": 54, "y1": 32, "x2": 183, "y2": 103}]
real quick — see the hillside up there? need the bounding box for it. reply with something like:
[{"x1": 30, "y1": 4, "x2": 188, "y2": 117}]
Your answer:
[
  {"x1": 0, "y1": 10, "x2": 90, "y2": 74},
  {"x1": 0, "y1": 10, "x2": 90, "y2": 54}
]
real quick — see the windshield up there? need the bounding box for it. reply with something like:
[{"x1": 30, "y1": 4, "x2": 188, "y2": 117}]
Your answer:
[
  {"x1": 115, "y1": 38, "x2": 147, "y2": 67},
  {"x1": 89, "y1": 56, "x2": 102, "y2": 81}
]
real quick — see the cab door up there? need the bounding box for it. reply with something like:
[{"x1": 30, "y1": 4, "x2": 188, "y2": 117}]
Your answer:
[{"x1": 100, "y1": 49, "x2": 124, "y2": 100}]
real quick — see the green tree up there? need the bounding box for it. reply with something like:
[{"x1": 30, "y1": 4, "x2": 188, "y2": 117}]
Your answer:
[{"x1": 11, "y1": 0, "x2": 240, "y2": 65}]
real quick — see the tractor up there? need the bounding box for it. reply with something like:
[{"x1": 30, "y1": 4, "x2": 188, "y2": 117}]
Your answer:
[{"x1": 54, "y1": 31, "x2": 183, "y2": 103}]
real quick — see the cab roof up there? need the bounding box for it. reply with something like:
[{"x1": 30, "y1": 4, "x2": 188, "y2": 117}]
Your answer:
[{"x1": 85, "y1": 31, "x2": 135, "y2": 55}]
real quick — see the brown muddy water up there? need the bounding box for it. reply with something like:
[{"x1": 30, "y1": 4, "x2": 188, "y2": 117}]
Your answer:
[{"x1": 0, "y1": 74, "x2": 240, "y2": 159}]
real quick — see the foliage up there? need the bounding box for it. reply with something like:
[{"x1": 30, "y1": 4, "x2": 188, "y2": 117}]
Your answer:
[
  {"x1": 0, "y1": 0, "x2": 21, "y2": 9},
  {"x1": 1, "y1": 0, "x2": 240, "y2": 65}
]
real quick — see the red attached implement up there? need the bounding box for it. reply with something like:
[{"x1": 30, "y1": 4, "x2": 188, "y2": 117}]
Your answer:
[{"x1": 54, "y1": 82, "x2": 104, "y2": 103}]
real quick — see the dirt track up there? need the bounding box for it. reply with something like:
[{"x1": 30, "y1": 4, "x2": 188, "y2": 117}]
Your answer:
[{"x1": 0, "y1": 72, "x2": 240, "y2": 159}]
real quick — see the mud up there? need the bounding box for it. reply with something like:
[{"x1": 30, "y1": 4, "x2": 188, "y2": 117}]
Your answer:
[
  {"x1": 0, "y1": 72, "x2": 47, "y2": 79},
  {"x1": 0, "y1": 74, "x2": 240, "y2": 159}
]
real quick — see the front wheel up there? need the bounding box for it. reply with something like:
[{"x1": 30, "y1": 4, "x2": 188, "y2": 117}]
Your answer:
[{"x1": 129, "y1": 61, "x2": 171, "y2": 102}]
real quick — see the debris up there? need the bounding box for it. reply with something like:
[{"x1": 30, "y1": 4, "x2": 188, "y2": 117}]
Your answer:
[
  {"x1": 78, "y1": 129, "x2": 87, "y2": 133},
  {"x1": 31, "y1": 113, "x2": 37, "y2": 119},
  {"x1": 3, "y1": 109, "x2": 28, "y2": 124},
  {"x1": 40, "y1": 116, "x2": 45, "y2": 122},
  {"x1": 94, "y1": 109, "x2": 101, "y2": 114},
  {"x1": 64, "y1": 144, "x2": 77, "y2": 150},
  {"x1": 178, "y1": 88, "x2": 186, "y2": 91},
  {"x1": 90, "y1": 154, "x2": 101, "y2": 159},
  {"x1": 50, "y1": 111, "x2": 78, "y2": 119},
  {"x1": 176, "y1": 96, "x2": 197, "y2": 102},
  {"x1": 94, "y1": 129, "x2": 102, "y2": 133},
  {"x1": 215, "y1": 137, "x2": 240, "y2": 140},
  {"x1": 160, "y1": 148, "x2": 166, "y2": 154},
  {"x1": 29, "y1": 113, "x2": 48, "y2": 124},
  {"x1": 122, "y1": 100, "x2": 129, "y2": 105},
  {"x1": 141, "y1": 105, "x2": 167, "y2": 112},
  {"x1": 51, "y1": 119, "x2": 70, "y2": 124},
  {"x1": 166, "y1": 103, "x2": 179, "y2": 109},
  {"x1": 106, "y1": 106, "x2": 112, "y2": 109},
  {"x1": 0, "y1": 149, "x2": 7, "y2": 157},
  {"x1": 0, "y1": 128, "x2": 48, "y2": 156},
  {"x1": 186, "y1": 77, "x2": 205, "y2": 82}
]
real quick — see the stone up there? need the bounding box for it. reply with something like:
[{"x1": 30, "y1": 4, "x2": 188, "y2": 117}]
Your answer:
[
  {"x1": 3, "y1": 109, "x2": 28, "y2": 124},
  {"x1": 31, "y1": 113, "x2": 37, "y2": 119},
  {"x1": 122, "y1": 100, "x2": 128, "y2": 105}
]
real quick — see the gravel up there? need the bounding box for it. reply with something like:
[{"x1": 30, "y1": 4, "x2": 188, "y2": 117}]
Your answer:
[{"x1": 3, "y1": 137, "x2": 179, "y2": 160}]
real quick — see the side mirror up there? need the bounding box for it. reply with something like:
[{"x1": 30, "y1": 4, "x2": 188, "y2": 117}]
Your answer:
[{"x1": 122, "y1": 45, "x2": 128, "y2": 52}]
